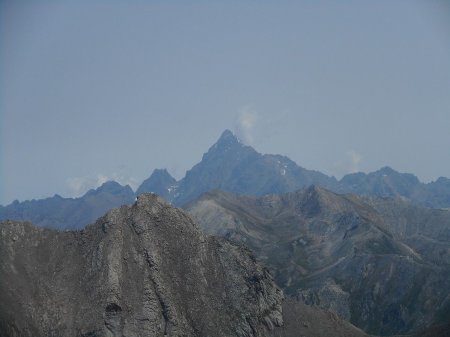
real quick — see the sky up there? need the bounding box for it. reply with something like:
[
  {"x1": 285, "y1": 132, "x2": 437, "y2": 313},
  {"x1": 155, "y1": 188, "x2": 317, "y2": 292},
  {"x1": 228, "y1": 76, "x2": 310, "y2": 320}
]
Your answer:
[{"x1": 1, "y1": 0, "x2": 450, "y2": 205}]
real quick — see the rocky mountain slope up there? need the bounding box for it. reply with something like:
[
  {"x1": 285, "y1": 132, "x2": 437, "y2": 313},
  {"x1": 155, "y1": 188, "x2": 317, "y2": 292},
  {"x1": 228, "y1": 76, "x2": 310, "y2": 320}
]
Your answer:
[
  {"x1": 0, "y1": 193, "x2": 370, "y2": 337},
  {"x1": 273, "y1": 299, "x2": 370, "y2": 337},
  {"x1": 0, "y1": 193, "x2": 284, "y2": 337},
  {"x1": 185, "y1": 187, "x2": 450, "y2": 336},
  {"x1": 0, "y1": 181, "x2": 135, "y2": 229}
]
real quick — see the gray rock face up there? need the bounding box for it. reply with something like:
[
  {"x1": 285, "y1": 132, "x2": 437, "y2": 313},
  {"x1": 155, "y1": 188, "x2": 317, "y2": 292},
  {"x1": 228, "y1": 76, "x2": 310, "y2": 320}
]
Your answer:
[
  {"x1": 0, "y1": 193, "x2": 283, "y2": 337},
  {"x1": 297, "y1": 279, "x2": 351, "y2": 321}
]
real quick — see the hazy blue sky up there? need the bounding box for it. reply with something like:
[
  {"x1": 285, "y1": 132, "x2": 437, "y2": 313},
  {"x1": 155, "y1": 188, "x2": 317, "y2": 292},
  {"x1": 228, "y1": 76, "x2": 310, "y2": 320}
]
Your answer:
[{"x1": 1, "y1": 0, "x2": 450, "y2": 205}]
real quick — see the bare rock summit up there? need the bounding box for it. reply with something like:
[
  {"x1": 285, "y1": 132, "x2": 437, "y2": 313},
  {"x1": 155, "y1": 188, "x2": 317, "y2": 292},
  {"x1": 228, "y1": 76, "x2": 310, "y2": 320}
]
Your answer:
[{"x1": 0, "y1": 193, "x2": 283, "y2": 337}]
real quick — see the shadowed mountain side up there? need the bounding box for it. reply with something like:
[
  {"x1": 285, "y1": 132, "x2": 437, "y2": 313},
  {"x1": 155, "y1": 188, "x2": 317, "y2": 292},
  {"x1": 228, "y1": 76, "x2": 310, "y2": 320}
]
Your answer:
[
  {"x1": 0, "y1": 181, "x2": 135, "y2": 229},
  {"x1": 0, "y1": 193, "x2": 284, "y2": 337},
  {"x1": 185, "y1": 187, "x2": 450, "y2": 336}
]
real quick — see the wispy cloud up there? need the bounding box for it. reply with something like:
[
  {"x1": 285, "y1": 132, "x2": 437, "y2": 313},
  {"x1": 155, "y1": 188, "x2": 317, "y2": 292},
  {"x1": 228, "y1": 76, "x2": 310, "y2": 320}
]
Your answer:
[
  {"x1": 346, "y1": 150, "x2": 363, "y2": 173},
  {"x1": 233, "y1": 105, "x2": 258, "y2": 145},
  {"x1": 333, "y1": 150, "x2": 363, "y2": 177},
  {"x1": 66, "y1": 173, "x2": 138, "y2": 197}
]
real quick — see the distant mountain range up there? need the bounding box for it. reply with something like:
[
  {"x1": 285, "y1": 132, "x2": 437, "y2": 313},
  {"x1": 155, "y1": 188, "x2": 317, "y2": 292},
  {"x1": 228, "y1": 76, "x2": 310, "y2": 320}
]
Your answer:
[
  {"x1": 0, "y1": 181, "x2": 135, "y2": 229},
  {"x1": 186, "y1": 186, "x2": 450, "y2": 336},
  {"x1": 138, "y1": 130, "x2": 450, "y2": 208},
  {"x1": 1, "y1": 129, "x2": 450, "y2": 229}
]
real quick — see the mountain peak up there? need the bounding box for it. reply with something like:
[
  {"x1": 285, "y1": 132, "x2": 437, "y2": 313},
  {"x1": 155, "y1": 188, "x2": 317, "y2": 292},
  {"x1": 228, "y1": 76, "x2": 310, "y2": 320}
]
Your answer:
[
  {"x1": 86, "y1": 181, "x2": 130, "y2": 196},
  {"x1": 136, "y1": 168, "x2": 177, "y2": 199},
  {"x1": 376, "y1": 166, "x2": 397, "y2": 175},
  {"x1": 219, "y1": 128, "x2": 237, "y2": 140},
  {"x1": 199, "y1": 129, "x2": 250, "y2": 162},
  {"x1": 215, "y1": 129, "x2": 241, "y2": 147},
  {"x1": 148, "y1": 168, "x2": 175, "y2": 181}
]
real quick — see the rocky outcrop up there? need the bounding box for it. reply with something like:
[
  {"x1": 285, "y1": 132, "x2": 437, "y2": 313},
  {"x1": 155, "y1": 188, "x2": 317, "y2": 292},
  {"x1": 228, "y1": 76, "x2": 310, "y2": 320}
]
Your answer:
[{"x1": 0, "y1": 193, "x2": 283, "y2": 337}]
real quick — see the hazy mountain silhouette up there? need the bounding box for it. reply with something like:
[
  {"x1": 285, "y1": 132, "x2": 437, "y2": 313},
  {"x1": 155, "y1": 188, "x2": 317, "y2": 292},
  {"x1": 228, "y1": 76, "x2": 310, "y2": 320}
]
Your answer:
[
  {"x1": 3, "y1": 129, "x2": 450, "y2": 230},
  {"x1": 138, "y1": 130, "x2": 450, "y2": 209},
  {"x1": 138, "y1": 130, "x2": 339, "y2": 206},
  {"x1": 0, "y1": 181, "x2": 135, "y2": 229}
]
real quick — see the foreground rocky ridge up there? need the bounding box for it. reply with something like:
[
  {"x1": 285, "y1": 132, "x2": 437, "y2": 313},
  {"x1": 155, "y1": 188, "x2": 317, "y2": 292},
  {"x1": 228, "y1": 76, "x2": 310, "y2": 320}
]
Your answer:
[
  {"x1": 186, "y1": 187, "x2": 450, "y2": 336},
  {"x1": 0, "y1": 194, "x2": 285, "y2": 337}
]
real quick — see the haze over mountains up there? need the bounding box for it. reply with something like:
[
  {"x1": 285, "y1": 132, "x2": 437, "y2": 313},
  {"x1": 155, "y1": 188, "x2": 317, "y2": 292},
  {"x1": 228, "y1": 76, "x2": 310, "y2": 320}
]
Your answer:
[
  {"x1": 2, "y1": 130, "x2": 450, "y2": 230},
  {"x1": 1, "y1": 130, "x2": 450, "y2": 336}
]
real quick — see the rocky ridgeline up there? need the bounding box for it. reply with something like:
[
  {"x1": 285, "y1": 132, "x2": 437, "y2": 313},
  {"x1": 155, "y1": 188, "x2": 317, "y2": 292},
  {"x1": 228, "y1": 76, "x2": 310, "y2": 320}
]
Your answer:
[{"x1": 0, "y1": 194, "x2": 284, "y2": 337}]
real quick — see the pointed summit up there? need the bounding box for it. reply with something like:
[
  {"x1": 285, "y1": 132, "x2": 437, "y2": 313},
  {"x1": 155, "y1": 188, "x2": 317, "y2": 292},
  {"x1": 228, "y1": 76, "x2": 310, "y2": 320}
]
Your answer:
[
  {"x1": 136, "y1": 168, "x2": 178, "y2": 201},
  {"x1": 218, "y1": 129, "x2": 238, "y2": 142},
  {"x1": 212, "y1": 129, "x2": 242, "y2": 150},
  {"x1": 172, "y1": 129, "x2": 337, "y2": 206},
  {"x1": 376, "y1": 166, "x2": 397, "y2": 175},
  {"x1": 201, "y1": 129, "x2": 251, "y2": 162},
  {"x1": 85, "y1": 181, "x2": 134, "y2": 197}
]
